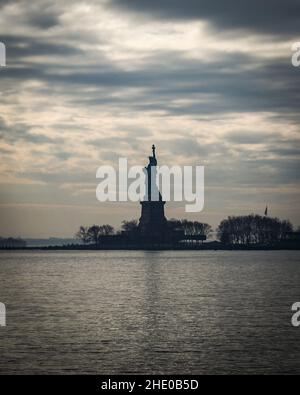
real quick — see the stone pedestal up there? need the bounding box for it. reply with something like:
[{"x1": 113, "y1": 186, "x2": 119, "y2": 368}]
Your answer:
[{"x1": 139, "y1": 201, "x2": 167, "y2": 243}]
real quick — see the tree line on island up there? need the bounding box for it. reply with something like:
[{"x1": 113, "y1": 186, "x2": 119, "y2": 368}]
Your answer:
[
  {"x1": 76, "y1": 214, "x2": 295, "y2": 246},
  {"x1": 76, "y1": 219, "x2": 213, "y2": 245},
  {"x1": 217, "y1": 214, "x2": 293, "y2": 244}
]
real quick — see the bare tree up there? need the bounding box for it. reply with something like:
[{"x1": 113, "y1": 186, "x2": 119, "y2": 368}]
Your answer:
[
  {"x1": 99, "y1": 225, "x2": 115, "y2": 236},
  {"x1": 168, "y1": 219, "x2": 212, "y2": 238},
  {"x1": 87, "y1": 225, "x2": 101, "y2": 245},
  {"x1": 121, "y1": 220, "x2": 139, "y2": 233},
  {"x1": 217, "y1": 215, "x2": 293, "y2": 245},
  {"x1": 76, "y1": 226, "x2": 90, "y2": 244}
]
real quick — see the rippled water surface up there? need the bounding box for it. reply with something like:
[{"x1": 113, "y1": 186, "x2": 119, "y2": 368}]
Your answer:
[{"x1": 0, "y1": 250, "x2": 299, "y2": 374}]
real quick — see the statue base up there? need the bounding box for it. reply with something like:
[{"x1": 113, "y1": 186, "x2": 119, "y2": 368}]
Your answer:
[{"x1": 139, "y1": 201, "x2": 168, "y2": 243}]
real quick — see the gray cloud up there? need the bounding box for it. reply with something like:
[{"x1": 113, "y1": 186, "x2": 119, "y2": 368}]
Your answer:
[
  {"x1": 110, "y1": 0, "x2": 300, "y2": 36},
  {"x1": 2, "y1": 35, "x2": 82, "y2": 59},
  {"x1": 266, "y1": 146, "x2": 300, "y2": 158},
  {"x1": 0, "y1": 0, "x2": 300, "y2": 235},
  {"x1": 0, "y1": 117, "x2": 62, "y2": 145},
  {"x1": 0, "y1": 0, "x2": 61, "y2": 29},
  {"x1": 0, "y1": 0, "x2": 13, "y2": 6},
  {"x1": 27, "y1": 11, "x2": 59, "y2": 29},
  {"x1": 61, "y1": 54, "x2": 300, "y2": 120},
  {"x1": 226, "y1": 131, "x2": 276, "y2": 145},
  {"x1": 3, "y1": 50, "x2": 297, "y2": 121}
]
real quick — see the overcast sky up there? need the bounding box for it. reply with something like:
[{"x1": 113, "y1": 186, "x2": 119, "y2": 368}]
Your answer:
[{"x1": 0, "y1": 0, "x2": 299, "y2": 237}]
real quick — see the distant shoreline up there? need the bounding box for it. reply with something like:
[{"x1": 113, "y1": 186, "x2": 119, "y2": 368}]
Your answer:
[{"x1": 1, "y1": 243, "x2": 300, "y2": 251}]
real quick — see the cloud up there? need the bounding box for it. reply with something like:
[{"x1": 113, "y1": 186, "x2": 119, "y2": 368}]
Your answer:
[
  {"x1": 0, "y1": 116, "x2": 61, "y2": 144},
  {"x1": 0, "y1": 0, "x2": 12, "y2": 6},
  {"x1": 0, "y1": 0, "x2": 299, "y2": 235},
  {"x1": 27, "y1": 11, "x2": 59, "y2": 29},
  {"x1": 110, "y1": 0, "x2": 300, "y2": 37},
  {"x1": 3, "y1": 47, "x2": 299, "y2": 123},
  {"x1": 0, "y1": 0, "x2": 61, "y2": 29},
  {"x1": 2, "y1": 35, "x2": 82, "y2": 59},
  {"x1": 226, "y1": 131, "x2": 276, "y2": 145}
]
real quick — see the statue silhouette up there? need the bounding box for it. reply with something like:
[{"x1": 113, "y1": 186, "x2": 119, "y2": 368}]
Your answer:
[{"x1": 139, "y1": 146, "x2": 167, "y2": 244}]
